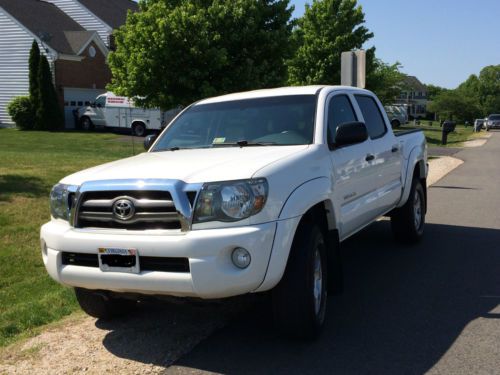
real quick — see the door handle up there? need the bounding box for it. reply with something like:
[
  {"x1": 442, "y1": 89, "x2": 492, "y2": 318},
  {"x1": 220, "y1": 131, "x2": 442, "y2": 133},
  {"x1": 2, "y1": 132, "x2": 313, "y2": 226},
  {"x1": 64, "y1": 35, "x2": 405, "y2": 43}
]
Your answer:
[
  {"x1": 391, "y1": 146, "x2": 399, "y2": 152},
  {"x1": 365, "y1": 154, "x2": 375, "y2": 162}
]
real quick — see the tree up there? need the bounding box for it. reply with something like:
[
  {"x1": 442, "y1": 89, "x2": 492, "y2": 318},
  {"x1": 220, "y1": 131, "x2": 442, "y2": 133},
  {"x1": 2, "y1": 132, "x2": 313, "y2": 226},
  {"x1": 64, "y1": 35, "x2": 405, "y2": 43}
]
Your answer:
[
  {"x1": 287, "y1": 0, "x2": 373, "y2": 85},
  {"x1": 29, "y1": 41, "x2": 40, "y2": 104},
  {"x1": 427, "y1": 90, "x2": 481, "y2": 123},
  {"x1": 108, "y1": 0, "x2": 294, "y2": 109},
  {"x1": 476, "y1": 65, "x2": 500, "y2": 115},
  {"x1": 425, "y1": 84, "x2": 448, "y2": 101},
  {"x1": 35, "y1": 55, "x2": 63, "y2": 130},
  {"x1": 365, "y1": 54, "x2": 405, "y2": 105}
]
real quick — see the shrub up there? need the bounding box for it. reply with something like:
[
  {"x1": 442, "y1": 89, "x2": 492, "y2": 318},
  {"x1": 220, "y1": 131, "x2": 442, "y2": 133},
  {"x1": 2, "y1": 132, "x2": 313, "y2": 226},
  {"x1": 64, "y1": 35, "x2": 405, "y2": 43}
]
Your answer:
[{"x1": 7, "y1": 96, "x2": 35, "y2": 130}]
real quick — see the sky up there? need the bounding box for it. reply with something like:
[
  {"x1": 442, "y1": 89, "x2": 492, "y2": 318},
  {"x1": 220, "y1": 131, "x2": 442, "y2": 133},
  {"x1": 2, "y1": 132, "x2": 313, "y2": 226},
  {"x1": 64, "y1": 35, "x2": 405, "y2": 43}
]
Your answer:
[{"x1": 290, "y1": 0, "x2": 500, "y2": 88}]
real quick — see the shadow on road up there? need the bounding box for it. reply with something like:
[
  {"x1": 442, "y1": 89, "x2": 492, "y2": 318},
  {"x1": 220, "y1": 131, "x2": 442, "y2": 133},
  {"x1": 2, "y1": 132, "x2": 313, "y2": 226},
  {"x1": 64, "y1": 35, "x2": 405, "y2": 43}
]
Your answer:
[{"x1": 163, "y1": 221, "x2": 500, "y2": 374}]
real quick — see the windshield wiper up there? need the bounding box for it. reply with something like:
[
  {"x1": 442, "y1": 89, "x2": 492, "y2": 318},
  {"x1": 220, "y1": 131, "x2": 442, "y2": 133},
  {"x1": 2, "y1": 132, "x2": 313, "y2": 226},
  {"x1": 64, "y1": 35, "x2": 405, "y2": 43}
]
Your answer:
[{"x1": 212, "y1": 140, "x2": 277, "y2": 148}]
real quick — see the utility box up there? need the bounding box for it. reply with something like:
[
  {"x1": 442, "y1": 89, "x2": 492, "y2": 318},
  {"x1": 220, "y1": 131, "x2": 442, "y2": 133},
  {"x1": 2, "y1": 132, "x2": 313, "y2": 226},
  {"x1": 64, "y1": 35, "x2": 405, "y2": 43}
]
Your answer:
[{"x1": 341, "y1": 50, "x2": 366, "y2": 88}]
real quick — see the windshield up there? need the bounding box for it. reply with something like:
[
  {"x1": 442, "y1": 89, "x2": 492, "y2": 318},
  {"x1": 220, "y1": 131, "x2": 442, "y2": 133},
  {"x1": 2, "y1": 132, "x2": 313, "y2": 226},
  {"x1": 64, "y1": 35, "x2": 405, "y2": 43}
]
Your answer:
[
  {"x1": 489, "y1": 115, "x2": 500, "y2": 120},
  {"x1": 152, "y1": 95, "x2": 317, "y2": 151}
]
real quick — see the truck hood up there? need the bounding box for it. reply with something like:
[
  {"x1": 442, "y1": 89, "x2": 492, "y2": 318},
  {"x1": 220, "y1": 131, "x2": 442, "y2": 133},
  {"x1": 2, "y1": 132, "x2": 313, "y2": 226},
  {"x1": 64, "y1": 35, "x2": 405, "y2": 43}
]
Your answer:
[{"x1": 60, "y1": 145, "x2": 309, "y2": 186}]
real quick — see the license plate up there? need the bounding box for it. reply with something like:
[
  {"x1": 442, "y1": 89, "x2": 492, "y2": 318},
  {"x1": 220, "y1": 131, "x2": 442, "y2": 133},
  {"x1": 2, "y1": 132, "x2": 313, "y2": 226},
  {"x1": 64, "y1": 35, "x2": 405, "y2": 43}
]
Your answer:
[{"x1": 98, "y1": 247, "x2": 140, "y2": 274}]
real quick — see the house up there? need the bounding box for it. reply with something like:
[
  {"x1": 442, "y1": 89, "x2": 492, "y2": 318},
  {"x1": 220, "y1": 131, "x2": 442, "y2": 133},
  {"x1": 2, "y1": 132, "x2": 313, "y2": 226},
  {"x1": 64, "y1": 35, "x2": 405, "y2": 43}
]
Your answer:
[
  {"x1": 395, "y1": 75, "x2": 428, "y2": 119},
  {"x1": 0, "y1": 0, "x2": 136, "y2": 127},
  {"x1": 45, "y1": 0, "x2": 138, "y2": 48}
]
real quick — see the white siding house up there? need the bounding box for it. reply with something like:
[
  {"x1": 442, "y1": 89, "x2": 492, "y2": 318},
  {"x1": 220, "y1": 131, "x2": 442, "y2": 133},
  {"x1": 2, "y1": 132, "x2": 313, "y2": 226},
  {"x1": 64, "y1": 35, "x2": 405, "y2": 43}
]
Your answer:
[
  {"x1": 0, "y1": 8, "x2": 54, "y2": 125},
  {"x1": 45, "y1": 0, "x2": 112, "y2": 46}
]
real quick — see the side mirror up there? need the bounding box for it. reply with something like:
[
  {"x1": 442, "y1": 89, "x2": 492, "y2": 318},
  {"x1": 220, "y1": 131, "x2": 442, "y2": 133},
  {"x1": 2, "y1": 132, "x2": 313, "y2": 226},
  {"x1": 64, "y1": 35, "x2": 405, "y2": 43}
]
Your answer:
[
  {"x1": 96, "y1": 103, "x2": 102, "y2": 108},
  {"x1": 144, "y1": 134, "x2": 157, "y2": 151},
  {"x1": 333, "y1": 121, "x2": 368, "y2": 147}
]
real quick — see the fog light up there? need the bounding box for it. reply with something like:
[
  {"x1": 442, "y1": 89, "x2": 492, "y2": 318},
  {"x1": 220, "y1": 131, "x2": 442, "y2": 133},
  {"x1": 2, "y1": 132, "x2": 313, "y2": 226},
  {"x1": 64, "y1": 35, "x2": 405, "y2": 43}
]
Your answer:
[{"x1": 231, "y1": 247, "x2": 251, "y2": 269}]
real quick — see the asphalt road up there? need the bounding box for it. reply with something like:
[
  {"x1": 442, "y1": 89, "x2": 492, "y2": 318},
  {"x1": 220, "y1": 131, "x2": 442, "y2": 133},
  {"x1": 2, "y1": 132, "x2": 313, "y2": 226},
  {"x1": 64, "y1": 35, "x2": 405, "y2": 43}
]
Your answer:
[{"x1": 166, "y1": 131, "x2": 500, "y2": 375}]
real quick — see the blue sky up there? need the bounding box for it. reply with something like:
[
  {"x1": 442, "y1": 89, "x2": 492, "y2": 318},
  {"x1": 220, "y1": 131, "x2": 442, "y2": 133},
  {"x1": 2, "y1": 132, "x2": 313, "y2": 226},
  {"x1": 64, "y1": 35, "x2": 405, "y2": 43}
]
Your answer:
[{"x1": 290, "y1": 0, "x2": 500, "y2": 88}]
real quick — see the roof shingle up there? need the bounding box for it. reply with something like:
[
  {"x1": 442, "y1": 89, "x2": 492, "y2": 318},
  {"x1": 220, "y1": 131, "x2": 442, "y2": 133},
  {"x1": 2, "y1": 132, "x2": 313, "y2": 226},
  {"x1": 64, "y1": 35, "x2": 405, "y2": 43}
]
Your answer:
[
  {"x1": 78, "y1": 0, "x2": 138, "y2": 29},
  {"x1": 0, "y1": 0, "x2": 91, "y2": 54}
]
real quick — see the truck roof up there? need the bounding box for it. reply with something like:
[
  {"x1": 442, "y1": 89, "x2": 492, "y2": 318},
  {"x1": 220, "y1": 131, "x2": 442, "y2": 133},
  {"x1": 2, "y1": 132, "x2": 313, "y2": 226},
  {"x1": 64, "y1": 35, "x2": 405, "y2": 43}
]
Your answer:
[{"x1": 197, "y1": 85, "x2": 371, "y2": 104}]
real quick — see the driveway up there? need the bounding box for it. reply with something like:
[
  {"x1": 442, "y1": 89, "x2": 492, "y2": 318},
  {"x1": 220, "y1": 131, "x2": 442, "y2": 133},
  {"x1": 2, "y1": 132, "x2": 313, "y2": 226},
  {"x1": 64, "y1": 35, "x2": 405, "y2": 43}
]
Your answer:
[{"x1": 166, "y1": 132, "x2": 500, "y2": 374}]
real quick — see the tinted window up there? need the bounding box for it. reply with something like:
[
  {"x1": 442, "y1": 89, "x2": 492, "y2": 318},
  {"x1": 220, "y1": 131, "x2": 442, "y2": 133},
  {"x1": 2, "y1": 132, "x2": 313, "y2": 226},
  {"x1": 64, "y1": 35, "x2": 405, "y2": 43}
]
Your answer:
[
  {"x1": 489, "y1": 115, "x2": 500, "y2": 120},
  {"x1": 152, "y1": 95, "x2": 317, "y2": 150},
  {"x1": 327, "y1": 95, "x2": 357, "y2": 143},
  {"x1": 355, "y1": 95, "x2": 386, "y2": 139},
  {"x1": 95, "y1": 96, "x2": 106, "y2": 108}
]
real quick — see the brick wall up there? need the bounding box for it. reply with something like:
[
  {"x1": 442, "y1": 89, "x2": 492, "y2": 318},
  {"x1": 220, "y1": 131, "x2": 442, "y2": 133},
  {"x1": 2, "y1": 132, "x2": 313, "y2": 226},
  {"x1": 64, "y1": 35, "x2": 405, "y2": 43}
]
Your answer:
[{"x1": 54, "y1": 41, "x2": 111, "y2": 107}]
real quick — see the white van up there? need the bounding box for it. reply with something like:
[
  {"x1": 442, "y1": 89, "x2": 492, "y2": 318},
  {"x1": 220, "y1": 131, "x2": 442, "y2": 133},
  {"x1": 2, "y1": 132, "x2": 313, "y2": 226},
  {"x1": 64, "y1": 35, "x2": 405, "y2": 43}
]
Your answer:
[{"x1": 78, "y1": 93, "x2": 181, "y2": 136}]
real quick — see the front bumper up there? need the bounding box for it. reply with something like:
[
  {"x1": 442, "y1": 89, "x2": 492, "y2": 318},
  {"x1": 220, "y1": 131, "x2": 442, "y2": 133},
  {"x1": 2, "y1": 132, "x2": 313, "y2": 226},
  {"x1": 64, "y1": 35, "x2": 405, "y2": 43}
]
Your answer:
[{"x1": 41, "y1": 219, "x2": 294, "y2": 299}]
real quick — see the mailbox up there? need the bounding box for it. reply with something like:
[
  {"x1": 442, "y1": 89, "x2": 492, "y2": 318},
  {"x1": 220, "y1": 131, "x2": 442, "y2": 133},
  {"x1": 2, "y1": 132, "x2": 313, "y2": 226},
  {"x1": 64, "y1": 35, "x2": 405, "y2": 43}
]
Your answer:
[{"x1": 441, "y1": 120, "x2": 456, "y2": 145}]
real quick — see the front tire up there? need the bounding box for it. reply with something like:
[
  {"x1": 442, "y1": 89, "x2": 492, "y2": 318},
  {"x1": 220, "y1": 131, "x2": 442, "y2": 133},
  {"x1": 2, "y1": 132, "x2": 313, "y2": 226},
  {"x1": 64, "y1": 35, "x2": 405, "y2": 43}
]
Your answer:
[
  {"x1": 391, "y1": 178, "x2": 425, "y2": 243},
  {"x1": 75, "y1": 288, "x2": 136, "y2": 319},
  {"x1": 80, "y1": 117, "x2": 93, "y2": 131},
  {"x1": 272, "y1": 223, "x2": 327, "y2": 339}
]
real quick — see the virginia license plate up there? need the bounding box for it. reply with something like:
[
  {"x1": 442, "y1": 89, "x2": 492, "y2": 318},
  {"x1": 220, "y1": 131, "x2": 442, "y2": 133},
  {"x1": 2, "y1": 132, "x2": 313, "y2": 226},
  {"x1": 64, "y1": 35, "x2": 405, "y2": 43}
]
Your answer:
[{"x1": 98, "y1": 247, "x2": 140, "y2": 274}]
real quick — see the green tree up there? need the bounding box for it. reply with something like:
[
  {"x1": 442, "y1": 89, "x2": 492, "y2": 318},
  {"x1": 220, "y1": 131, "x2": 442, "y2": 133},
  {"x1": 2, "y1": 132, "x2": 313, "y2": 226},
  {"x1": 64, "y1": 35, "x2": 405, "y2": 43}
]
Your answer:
[
  {"x1": 108, "y1": 0, "x2": 294, "y2": 109},
  {"x1": 477, "y1": 65, "x2": 500, "y2": 115},
  {"x1": 425, "y1": 84, "x2": 448, "y2": 101},
  {"x1": 29, "y1": 41, "x2": 40, "y2": 102},
  {"x1": 36, "y1": 55, "x2": 63, "y2": 130},
  {"x1": 365, "y1": 54, "x2": 405, "y2": 104},
  {"x1": 287, "y1": 0, "x2": 373, "y2": 85},
  {"x1": 427, "y1": 90, "x2": 481, "y2": 123}
]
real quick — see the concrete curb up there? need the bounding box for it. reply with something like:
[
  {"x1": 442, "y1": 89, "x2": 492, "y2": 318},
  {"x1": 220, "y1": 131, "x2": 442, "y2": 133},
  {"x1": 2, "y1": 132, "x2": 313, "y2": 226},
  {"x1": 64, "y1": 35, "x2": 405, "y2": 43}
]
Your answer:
[{"x1": 427, "y1": 156, "x2": 464, "y2": 187}]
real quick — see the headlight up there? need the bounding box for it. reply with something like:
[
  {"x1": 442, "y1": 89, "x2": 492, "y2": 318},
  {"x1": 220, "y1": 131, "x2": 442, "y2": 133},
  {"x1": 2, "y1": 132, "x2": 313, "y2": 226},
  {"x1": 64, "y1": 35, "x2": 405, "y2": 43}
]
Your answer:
[
  {"x1": 193, "y1": 178, "x2": 268, "y2": 223},
  {"x1": 50, "y1": 183, "x2": 77, "y2": 221}
]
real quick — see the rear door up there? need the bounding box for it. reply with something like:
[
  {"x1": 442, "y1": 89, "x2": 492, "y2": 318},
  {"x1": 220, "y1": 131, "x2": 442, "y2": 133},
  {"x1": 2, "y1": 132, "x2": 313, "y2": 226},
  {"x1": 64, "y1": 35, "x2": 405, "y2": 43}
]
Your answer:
[
  {"x1": 354, "y1": 94, "x2": 402, "y2": 215},
  {"x1": 327, "y1": 92, "x2": 378, "y2": 239}
]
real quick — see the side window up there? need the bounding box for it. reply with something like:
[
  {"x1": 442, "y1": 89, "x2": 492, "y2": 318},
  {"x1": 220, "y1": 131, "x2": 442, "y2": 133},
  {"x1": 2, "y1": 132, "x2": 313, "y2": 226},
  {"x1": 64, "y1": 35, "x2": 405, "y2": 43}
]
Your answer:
[
  {"x1": 95, "y1": 96, "x2": 106, "y2": 108},
  {"x1": 355, "y1": 95, "x2": 387, "y2": 139},
  {"x1": 327, "y1": 95, "x2": 357, "y2": 143}
]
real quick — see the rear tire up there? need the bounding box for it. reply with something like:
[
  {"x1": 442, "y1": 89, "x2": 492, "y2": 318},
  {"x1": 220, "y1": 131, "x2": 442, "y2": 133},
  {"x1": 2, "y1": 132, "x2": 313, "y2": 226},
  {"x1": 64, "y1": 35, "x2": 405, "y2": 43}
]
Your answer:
[
  {"x1": 391, "y1": 178, "x2": 425, "y2": 243},
  {"x1": 132, "y1": 122, "x2": 146, "y2": 137},
  {"x1": 75, "y1": 288, "x2": 136, "y2": 319},
  {"x1": 391, "y1": 119, "x2": 401, "y2": 129},
  {"x1": 272, "y1": 223, "x2": 327, "y2": 339}
]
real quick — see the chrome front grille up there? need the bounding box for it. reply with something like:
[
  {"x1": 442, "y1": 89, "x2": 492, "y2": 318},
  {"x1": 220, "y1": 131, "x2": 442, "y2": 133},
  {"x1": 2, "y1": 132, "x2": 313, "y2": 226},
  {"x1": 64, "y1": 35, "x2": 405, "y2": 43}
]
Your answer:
[{"x1": 76, "y1": 190, "x2": 182, "y2": 230}]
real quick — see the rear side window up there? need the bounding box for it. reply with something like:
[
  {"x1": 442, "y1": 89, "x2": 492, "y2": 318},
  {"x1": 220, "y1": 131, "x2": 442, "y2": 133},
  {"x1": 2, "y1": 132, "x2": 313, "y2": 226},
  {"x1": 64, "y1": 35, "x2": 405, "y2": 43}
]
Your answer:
[
  {"x1": 355, "y1": 95, "x2": 387, "y2": 139},
  {"x1": 327, "y1": 95, "x2": 357, "y2": 142}
]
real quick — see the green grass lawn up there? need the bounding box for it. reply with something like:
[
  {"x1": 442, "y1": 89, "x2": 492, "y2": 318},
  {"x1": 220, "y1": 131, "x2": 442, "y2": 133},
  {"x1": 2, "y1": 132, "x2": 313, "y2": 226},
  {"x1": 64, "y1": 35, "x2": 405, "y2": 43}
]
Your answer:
[
  {"x1": 398, "y1": 122, "x2": 483, "y2": 147},
  {"x1": 0, "y1": 128, "x2": 136, "y2": 347}
]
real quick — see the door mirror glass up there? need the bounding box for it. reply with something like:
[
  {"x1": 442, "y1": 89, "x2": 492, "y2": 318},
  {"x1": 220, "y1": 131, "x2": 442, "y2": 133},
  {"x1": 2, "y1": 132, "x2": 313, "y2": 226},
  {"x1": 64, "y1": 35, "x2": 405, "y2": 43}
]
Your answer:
[
  {"x1": 334, "y1": 121, "x2": 368, "y2": 147},
  {"x1": 144, "y1": 134, "x2": 158, "y2": 150}
]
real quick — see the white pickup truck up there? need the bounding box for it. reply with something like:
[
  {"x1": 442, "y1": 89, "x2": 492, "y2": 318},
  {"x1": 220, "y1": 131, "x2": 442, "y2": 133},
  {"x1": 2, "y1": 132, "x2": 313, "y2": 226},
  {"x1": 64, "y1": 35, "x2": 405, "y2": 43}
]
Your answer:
[{"x1": 42, "y1": 86, "x2": 427, "y2": 338}]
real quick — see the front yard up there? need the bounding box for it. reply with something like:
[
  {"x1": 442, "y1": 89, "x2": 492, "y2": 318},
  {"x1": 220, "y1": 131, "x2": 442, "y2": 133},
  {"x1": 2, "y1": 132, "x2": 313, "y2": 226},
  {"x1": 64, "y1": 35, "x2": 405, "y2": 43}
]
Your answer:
[
  {"x1": 399, "y1": 122, "x2": 484, "y2": 147},
  {"x1": 0, "y1": 129, "x2": 135, "y2": 347}
]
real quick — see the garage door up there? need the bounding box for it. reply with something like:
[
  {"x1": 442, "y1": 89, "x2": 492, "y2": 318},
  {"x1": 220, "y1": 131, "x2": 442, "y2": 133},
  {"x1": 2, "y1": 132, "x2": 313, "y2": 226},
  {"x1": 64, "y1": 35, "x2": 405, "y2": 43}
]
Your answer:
[{"x1": 63, "y1": 88, "x2": 105, "y2": 128}]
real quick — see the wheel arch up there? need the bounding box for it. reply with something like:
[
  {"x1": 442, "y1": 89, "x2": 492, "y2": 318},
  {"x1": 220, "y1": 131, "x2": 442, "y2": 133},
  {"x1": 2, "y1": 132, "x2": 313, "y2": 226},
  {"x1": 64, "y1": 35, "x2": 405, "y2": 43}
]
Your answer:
[{"x1": 256, "y1": 178, "x2": 340, "y2": 293}]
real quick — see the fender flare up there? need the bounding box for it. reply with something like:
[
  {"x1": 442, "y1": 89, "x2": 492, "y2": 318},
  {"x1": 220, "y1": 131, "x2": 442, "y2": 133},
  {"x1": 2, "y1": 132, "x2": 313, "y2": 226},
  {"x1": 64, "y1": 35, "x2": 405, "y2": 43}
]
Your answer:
[
  {"x1": 278, "y1": 177, "x2": 336, "y2": 229},
  {"x1": 397, "y1": 146, "x2": 426, "y2": 208},
  {"x1": 255, "y1": 177, "x2": 336, "y2": 292}
]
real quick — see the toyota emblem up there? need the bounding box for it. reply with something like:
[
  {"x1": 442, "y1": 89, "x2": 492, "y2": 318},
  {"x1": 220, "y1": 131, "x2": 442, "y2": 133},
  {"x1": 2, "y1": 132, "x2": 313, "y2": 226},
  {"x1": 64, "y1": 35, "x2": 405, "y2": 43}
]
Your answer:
[{"x1": 113, "y1": 198, "x2": 135, "y2": 221}]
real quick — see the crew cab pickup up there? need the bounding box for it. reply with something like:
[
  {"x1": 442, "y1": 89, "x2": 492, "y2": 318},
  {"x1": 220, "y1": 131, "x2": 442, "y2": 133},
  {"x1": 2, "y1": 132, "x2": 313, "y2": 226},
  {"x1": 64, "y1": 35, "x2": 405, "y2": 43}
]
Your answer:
[{"x1": 41, "y1": 86, "x2": 427, "y2": 338}]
